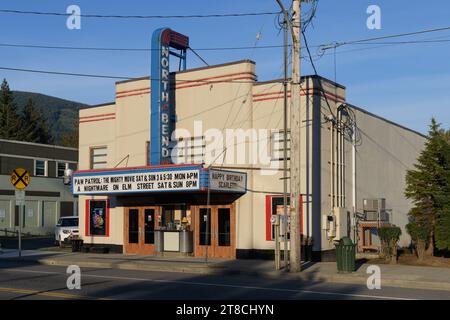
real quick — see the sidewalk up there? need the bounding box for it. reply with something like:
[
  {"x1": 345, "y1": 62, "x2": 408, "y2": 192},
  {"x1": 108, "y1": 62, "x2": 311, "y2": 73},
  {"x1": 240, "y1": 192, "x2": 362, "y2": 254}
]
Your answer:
[{"x1": 1, "y1": 249, "x2": 450, "y2": 292}]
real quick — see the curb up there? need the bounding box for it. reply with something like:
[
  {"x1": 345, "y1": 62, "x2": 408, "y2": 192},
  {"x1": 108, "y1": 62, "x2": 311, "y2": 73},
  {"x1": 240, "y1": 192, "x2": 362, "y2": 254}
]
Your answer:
[
  {"x1": 230, "y1": 271, "x2": 450, "y2": 292},
  {"x1": 3, "y1": 256, "x2": 450, "y2": 292},
  {"x1": 35, "y1": 258, "x2": 226, "y2": 275}
]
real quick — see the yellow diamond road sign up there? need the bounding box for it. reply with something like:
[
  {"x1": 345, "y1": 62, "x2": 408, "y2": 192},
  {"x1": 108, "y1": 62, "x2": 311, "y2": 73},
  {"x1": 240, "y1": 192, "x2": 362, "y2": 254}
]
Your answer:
[{"x1": 10, "y1": 168, "x2": 30, "y2": 190}]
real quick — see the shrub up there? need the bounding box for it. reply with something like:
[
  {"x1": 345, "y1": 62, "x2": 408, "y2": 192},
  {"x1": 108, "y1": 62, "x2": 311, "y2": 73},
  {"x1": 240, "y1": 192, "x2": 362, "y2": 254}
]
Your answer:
[
  {"x1": 406, "y1": 221, "x2": 429, "y2": 261},
  {"x1": 378, "y1": 226, "x2": 402, "y2": 264}
]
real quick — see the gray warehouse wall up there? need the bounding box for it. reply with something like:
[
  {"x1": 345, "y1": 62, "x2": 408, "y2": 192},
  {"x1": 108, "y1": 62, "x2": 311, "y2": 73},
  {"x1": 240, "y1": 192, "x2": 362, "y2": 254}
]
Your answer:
[
  {"x1": 318, "y1": 99, "x2": 426, "y2": 251},
  {"x1": 347, "y1": 106, "x2": 426, "y2": 248}
]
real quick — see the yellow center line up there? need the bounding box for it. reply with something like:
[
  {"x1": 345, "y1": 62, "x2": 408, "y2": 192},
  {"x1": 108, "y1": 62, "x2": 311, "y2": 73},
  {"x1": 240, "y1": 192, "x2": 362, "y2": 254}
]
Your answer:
[{"x1": 0, "y1": 287, "x2": 111, "y2": 300}]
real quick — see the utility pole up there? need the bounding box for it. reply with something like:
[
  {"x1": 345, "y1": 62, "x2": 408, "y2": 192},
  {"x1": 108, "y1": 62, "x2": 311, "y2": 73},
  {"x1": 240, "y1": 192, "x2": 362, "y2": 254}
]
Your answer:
[
  {"x1": 275, "y1": 0, "x2": 292, "y2": 272},
  {"x1": 282, "y1": 13, "x2": 289, "y2": 272},
  {"x1": 19, "y1": 205, "x2": 23, "y2": 258},
  {"x1": 289, "y1": 0, "x2": 302, "y2": 273}
]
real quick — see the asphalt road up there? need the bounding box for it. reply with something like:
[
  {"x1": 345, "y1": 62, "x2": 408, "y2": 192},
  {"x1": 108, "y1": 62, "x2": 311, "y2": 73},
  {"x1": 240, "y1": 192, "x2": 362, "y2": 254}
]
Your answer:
[{"x1": 0, "y1": 262, "x2": 449, "y2": 300}]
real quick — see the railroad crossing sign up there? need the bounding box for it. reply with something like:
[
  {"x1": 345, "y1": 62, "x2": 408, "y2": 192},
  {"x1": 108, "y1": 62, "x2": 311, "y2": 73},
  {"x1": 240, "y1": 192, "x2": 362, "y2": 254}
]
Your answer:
[{"x1": 10, "y1": 168, "x2": 31, "y2": 190}]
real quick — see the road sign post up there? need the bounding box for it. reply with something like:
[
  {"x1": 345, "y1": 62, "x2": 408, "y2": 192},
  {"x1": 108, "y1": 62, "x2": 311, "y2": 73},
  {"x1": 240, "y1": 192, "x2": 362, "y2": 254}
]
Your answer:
[
  {"x1": 10, "y1": 168, "x2": 30, "y2": 259},
  {"x1": 15, "y1": 190, "x2": 25, "y2": 258}
]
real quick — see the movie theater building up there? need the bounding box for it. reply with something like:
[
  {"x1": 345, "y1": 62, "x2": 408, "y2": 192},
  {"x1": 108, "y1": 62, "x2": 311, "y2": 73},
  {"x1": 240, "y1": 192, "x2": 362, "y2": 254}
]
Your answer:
[{"x1": 74, "y1": 28, "x2": 426, "y2": 260}]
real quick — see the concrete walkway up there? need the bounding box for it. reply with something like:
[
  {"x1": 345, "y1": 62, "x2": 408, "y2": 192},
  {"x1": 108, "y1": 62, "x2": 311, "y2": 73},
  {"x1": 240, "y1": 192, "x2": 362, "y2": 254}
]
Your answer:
[{"x1": 1, "y1": 249, "x2": 450, "y2": 292}]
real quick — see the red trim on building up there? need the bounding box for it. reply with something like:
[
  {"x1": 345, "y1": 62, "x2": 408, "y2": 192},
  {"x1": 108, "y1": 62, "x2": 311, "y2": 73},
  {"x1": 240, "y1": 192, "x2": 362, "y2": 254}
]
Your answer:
[
  {"x1": 115, "y1": 72, "x2": 256, "y2": 99},
  {"x1": 265, "y1": 195, "x2": 272, "y2": 241},
  {"x1": 106, "y1": 199, "x2": 110, "y2": 237},
  {"x1": 79, "y1": 113, "x2": 116, "y2": 120},
  {"x1": 116, "y1": 87, "x2": 151, "y2": 95},
  {"x1": 253, "y1": 89, "x2": 345, "y2": 104},
  {"x1": 176, "y1": 71, "x2": 255, "y2": 85},
  {"x1": 79, "y1": 117, "x2": 116, "y2": 124},
  {"x1": 253, "y1": 90, "x2": 285, "y2": 98},
  {"x1": 175, "y1": 76, "x2": 255, "y2": 90},
  {"x1": 85, "y1": 199, "x2": 89, "y2": 237},
  {"x1": 116, "y1": 88, "x2": 151, "y2": 98}
]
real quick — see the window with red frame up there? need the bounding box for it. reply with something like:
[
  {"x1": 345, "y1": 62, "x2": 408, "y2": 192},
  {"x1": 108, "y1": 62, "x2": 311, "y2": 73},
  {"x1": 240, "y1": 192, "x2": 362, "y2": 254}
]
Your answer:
[
  {"x1": 265, "y1": 195, "x2": 303, "y2": 241},
  {"x1": 85, "y1": 199, "x2": 109, "y2": 237}
]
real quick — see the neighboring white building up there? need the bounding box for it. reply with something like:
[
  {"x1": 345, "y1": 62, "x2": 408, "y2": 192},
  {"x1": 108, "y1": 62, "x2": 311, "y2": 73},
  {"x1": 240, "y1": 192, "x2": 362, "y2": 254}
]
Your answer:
[{"x1": 0, "y1": 139, "x2": 78, "y2": 236}]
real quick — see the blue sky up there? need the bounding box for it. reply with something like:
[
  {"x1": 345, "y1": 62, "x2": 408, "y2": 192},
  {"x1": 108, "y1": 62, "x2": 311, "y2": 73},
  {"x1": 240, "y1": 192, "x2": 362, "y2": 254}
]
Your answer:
[{"x1": 0, "y1": 0, "x2": 450, "y2": 134}]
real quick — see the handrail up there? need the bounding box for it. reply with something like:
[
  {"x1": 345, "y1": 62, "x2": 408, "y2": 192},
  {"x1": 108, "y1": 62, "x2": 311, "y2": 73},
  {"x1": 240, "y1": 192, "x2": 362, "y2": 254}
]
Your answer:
[{"x1": 1, "y1": 228, "x2": 32, "y2": 237}]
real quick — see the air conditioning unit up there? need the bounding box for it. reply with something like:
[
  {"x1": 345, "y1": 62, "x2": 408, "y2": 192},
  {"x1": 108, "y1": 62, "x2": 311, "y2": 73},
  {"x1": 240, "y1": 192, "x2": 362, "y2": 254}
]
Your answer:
[
  {"x1": 364, "y1": 210, "x2": 390, "y2": 222},
  {"x1": 363, "y1": 198, "x2": 386, "y2": 212},
  {"x1": 365, "y1": 211, "x2": 378, "y2": 221}
]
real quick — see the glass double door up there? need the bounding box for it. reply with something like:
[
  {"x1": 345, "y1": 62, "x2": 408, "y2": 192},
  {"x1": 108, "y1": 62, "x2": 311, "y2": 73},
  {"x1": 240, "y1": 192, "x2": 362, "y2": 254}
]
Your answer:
[
  {"x1": 195, "y1": 205, "x2": 235, "y2": 259},
  {"x1": 125, "y1": 207, "x2": 158, "y2": 255}
]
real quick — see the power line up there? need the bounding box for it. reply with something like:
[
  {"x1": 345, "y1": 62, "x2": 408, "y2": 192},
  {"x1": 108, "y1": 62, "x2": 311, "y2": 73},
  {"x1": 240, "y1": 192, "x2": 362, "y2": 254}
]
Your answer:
[
  {"x1": 0, "y1": 66, "x2": 264, "y2": 83},
  {"x1": 114, "y1": 81, "x2": 283, "y2": 141},
  {"x1": 192, "y1": 45, "x2": 286, "y2": 51},
  {"x1": 188, "y1": 47, "x2": 209, "y2": 66},
  {"x1": 346, "y1": 26, "x2": 450, "y2": 44},
  {"x1": 216, "y1": 22, "x2": 271, "y2": 170},
  {"x1": 0, "y1": 66, "x2": 132, "y2": 80},
  {"x1": 317, "y1": 39, "x2": 450, "y2": 58},
  {"x1": 2, "y1": 26, "x2": 450, "y2": 54},
  {"x1": 308, "y1": 36, "x2": 450, "y2": 62},
  {"x1": 346, "y1": 39, "x2": 450, "y2": 45},
  {"x1": 2, "y1": 37, "x2": 449, "y2": 62},
  {"x1": 319, "y1": 25, "x2": 450, "y2": 50},
  {"x1": 0, "y1": 9, "x2": 279, "y2": 19},
  {"x1": 303, "y1": 30, "x2": 361, "y2": 143},
  {"x1": 301, "y1": 29, "x2": 336, "y2": 120},
  {"x1": 0, "y1": 42, "x2": 287, "y2": 52}
]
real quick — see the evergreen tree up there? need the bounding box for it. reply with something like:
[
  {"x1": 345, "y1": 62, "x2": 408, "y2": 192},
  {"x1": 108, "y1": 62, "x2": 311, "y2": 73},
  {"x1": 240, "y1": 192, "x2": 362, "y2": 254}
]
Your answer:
[
  {"x1": 21, "y1": 98, "x2": 40, "y2": 142},
  {"x1": 443, "y1": 130, "x2": 450, "y2": 144},
  {"x1": 35, "y1": 106, "x2": 53, "y2": 144},
  {"x1": 434, "y1": 131, "x2": 450, "y2": 251},
  {"x1": 20, "y1": 97, "x2": 53, "y2": 144},
  {"x1": 0, "y1": 79, "x2": 22, "y2": 140},
  {"x1": 405, "y1": 118, "x2": 450, "y2": 254},
  {"x1": 61, "y1": 121, "x2": 79, "y2": 148}
]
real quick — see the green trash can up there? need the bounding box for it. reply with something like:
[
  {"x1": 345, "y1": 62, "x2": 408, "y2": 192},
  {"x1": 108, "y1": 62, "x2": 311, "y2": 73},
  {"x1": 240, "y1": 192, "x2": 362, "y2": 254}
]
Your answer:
[
  {"x1": 71, "y1": 239, "x2": 84, "y2": 252},
  {"x1": 335, "y1": 237, "x2": 356, "y2": 273}
]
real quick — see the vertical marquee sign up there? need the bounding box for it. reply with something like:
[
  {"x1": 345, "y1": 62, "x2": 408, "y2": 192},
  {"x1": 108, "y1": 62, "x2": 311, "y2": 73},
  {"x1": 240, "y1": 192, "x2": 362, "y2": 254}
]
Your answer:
[{"x1": 151, "y1": 28, "x2": 189, "y2": 165}]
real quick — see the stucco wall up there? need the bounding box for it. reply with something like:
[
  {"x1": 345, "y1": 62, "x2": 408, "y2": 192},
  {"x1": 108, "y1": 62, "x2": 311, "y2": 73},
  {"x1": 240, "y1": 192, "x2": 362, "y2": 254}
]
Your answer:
[
  {"x1": 79, "y1": 104, "x2": 116, "y2": 170},
  {"x1": 348, "y1": 107, "x2": 426, "y2": 248},
  {"x1": 77, "y1": 59, "x2": 425, "y2": 253}
]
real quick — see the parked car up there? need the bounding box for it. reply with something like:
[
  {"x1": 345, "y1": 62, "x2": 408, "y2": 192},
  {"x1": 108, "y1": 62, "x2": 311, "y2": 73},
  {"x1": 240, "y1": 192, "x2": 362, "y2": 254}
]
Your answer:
[{"x1": 55, "y1": 216, "x2": 79, "y2": 247}]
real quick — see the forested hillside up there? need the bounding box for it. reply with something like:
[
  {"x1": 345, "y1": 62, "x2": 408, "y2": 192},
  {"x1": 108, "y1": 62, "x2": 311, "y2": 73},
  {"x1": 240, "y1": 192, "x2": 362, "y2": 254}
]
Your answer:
[{"x1": 12, "y1": 91, "x2": 87, "y2": 145}]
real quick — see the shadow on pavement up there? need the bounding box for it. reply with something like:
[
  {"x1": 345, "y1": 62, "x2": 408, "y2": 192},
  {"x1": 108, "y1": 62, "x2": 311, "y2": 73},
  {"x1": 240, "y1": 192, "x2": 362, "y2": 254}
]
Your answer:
[{"x1": 0, "y1": 237, "x2": 55, "y2": 251}]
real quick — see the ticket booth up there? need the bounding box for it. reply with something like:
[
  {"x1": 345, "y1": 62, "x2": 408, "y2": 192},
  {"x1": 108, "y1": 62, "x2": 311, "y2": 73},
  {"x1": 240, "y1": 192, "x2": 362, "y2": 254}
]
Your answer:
[{"x1": 122, "y1": 203, "x2": 236, "y2": 258}]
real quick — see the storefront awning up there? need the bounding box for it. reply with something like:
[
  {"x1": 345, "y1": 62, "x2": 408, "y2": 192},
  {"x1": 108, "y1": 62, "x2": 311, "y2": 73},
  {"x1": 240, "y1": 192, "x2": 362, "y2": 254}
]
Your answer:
[{"x1": 71, "y1": 164, "x2": 247, "y2": 197}]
